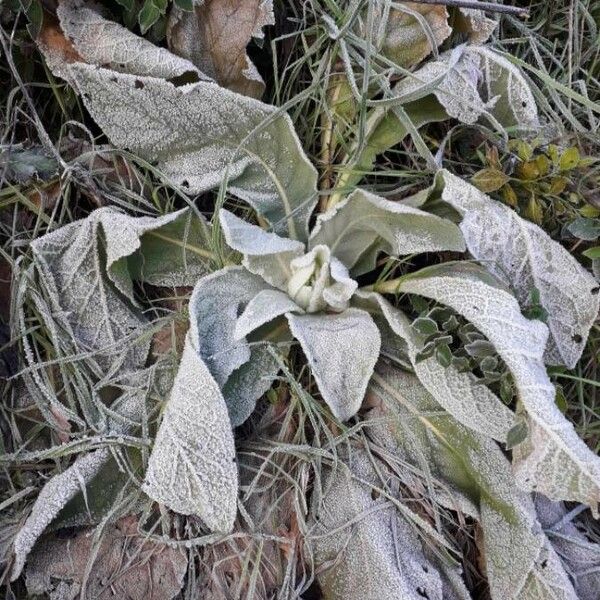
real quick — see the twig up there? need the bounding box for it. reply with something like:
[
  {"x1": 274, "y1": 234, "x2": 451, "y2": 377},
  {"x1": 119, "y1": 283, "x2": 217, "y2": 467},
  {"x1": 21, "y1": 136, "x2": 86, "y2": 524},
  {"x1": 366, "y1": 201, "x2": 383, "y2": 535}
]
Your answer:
[{"x1": 410, "y1": 0, "x2": 529, "y2": 17}]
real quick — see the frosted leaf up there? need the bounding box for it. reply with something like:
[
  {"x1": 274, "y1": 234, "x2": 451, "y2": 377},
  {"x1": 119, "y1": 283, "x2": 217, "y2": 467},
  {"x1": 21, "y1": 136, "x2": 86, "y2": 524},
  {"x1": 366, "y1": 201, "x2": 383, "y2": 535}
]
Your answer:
[
  {"x1": 189, "y1": 266, "x2": 270, "y2": 386},
  {"x1": 143, "y1": 334, "x2": 237, "y2": 532},
  {"x1": 11, "y1": 366, "x2": 166, "y2": 580},
  {"x1": 235, "y1": 289, "x2": 301, "y2": 340},
  {"x1": 455, "y1": 7, "x2": 497, "y2": 43},
  {"x1": 0, "y1": 144, "x2": 58, "y2": 183},
  {"x1": 437, "y1": 169, "x2": 599, "y2": 368},
  {"x1": 40, "y1": 4, "x2": 316, "y2": 239},
  {"x1": 57, "y1": 0, "x2": 205, "y2": 79},
  {"x1": 126, "y1": 208, "x2": 214, "y2": 288},
  {"x1": 221, "y1": 344, "x2": 282, "y2": 426},
  {"x1": 374, "y1": 2, "x2": 451, "y2": 69},
  {"x1": 11, "y1": 449, "x2": 110, "y2": 580},
  {"x1": 393, "y1": 45, "x2": 538, "y2": 129},
  {"x1": 167, "y1": 0, "x2": 274, "y2": 98},
  {"x1": 398, "y1": 262, "x2": 600, "y2": 510},
  {"x1": 308, "y1": 449, "x2": 445, "y2": 600},
  {"x1": 354, "y1": 291, "x2": 514, "y2": 442},
  {"x1": 369, "y1": 364, "x2": 578, "y2": 600},
  {"x1": 30, "y1": 208, "x2": 203, "y2": 372},
  {"x1": 310, "y1": 188, "x2": 465, "y2": 275},
  {"x1": 219, "y1": 209, "x2": 304, "y2": 289},
  {"x1": 63, "y1": 66, "x2": 317, "y2": 242},
  {"x1": 286, "y1": 309, "x2": 380, "y2": 421},
  {"x1": 535, "y1": 496, "x2": 600, "y2": 600}
]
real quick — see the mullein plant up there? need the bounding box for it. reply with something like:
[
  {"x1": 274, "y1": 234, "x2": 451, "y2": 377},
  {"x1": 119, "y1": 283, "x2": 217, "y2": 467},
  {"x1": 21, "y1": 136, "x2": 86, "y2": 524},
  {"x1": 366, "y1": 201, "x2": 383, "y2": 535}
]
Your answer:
[{"x1": 7, "y1": 1, "x2": 600, "y2": 598}]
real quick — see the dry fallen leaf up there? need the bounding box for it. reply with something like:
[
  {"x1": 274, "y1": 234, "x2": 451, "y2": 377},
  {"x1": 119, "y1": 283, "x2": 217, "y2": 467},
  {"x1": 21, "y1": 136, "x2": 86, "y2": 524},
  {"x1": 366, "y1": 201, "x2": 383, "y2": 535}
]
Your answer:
[
  {"x1": 373, "y1": 2, "x2": 451, "y2": 69},
  {"x1": 168, "y1": 0, "x2": 274, "y2": 98},
  {"x1": 25, "y1": 515, "x2": 187, "y2": 600}
]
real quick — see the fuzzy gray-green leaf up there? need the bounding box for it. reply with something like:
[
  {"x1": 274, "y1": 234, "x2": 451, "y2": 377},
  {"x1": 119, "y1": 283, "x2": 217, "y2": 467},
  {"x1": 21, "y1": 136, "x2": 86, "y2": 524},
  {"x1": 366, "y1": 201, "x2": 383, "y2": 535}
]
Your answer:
[
  {"x1": 392, "y1": 45, "x2": 538, "y2": 130},
  {"x1": 436, "y1": 169, "x2": 600, "y2": 369},
  {"x1": 354, "y1": 291, "x2": 513, "y2": 442},
  {"x1": 310, "y1": 189, "x2": 465, "y2": 275},
  {"x1": 399, "y1": 262, "x2": 600, "y2": 510},
  {"x1": 143, "y1": 333, "x2": 237, "y2": 532},
  {"x1": 31, "y1": 208, "x2": 205, "y2": 372},
  {"x1": 369, "y1": 364, "x2": 578, "y2": 600},
  {"x1": 309, "y1": 449, "x2": 446, "y2": 600},
  {"x1": 189, "y1": 266, "x2": 270, "y2": 387},
  {"x1": 286, "y1": 309, "x2": 380, "y2": 421},
  {"x1": 219, "y1": 209, "x2": 304, "y2": 289}
]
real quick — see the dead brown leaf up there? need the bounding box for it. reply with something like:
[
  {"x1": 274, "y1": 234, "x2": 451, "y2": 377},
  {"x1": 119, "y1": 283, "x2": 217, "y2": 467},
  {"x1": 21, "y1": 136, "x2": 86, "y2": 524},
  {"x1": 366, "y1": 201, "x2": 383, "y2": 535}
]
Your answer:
[
  {"x1": 378, "y1": 3, "x2": 451, "y2": 69},
  {"x1": 168, "y1": 0, "x2": 274, "y2": 98},
  {"x1": 25, "y1": 515, "x2": 187, "y2": 600}
]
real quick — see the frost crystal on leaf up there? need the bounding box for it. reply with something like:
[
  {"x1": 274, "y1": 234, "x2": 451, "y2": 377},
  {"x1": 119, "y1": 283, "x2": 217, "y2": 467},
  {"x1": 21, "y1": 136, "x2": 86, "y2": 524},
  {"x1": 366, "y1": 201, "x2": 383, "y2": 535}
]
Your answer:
[
  {"x1": 309, "y1": 449, "x2": 446, "y2": 600},
  {"x1": 57, "y1": 0, "x2": 206, "y2": 80},
  {"x1": 355, "y1": 291, "x2": 514, "y2": 442},
  {"x1": 310, "y1": 188, "x2": 465, "y2": 275},
  {"x1": 143, "y1": 334, "x2": 238, "y2": 532},
  {"x1": 399, "y1": 263, "x2": 600, "y2": 510},
  {"x1": 11, "y1": 449, "x2": 110, "y2": 580},
  {"x1": 37, "y1": 2, "x2": 317, "y2": 241},
  {"x1": 437, "y1": 169, "x2": 600, "y2": 368},
  {"x1": 369, "y1": 364, "x2": 579, "y2": 600},
  {"x1": 287, "y1": 309, "x2": 380, "y2": 421},
  {"x1": 31, "y1": 208, "x2": 205, "y2": 372},
  {"x1": 393, "y1": 45, "x2": 539, "y2": 130}
]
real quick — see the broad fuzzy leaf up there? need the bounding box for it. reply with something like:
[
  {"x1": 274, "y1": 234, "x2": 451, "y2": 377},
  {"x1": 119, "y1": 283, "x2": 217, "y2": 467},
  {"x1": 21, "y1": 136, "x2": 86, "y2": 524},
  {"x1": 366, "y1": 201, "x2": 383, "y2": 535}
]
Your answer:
[
  {"x1": 11, "y1": 368, "x2": 162, "y2": 580},
  {"x1": 167, "y1": 0, "x2": 274, "y2": 98},
  {"x1": 143, "y1": 334, "x2": 238, "y2": 532},
  {"x1": 286, "y1": 309, "x2": 380, "y2": 421},
  {"x1": 354, "y1": 291, "x2": 514, "y2": 442},
  {"x1": 125, "y1": 208, "x2": 214, "y2": 288},
  {"x1": 310, "y1": 188, "x2": 465, "y2": 274},
  {"x1": 235, "y1": 289, "x2": 300, "y2": 339},
  {"x1": 398, "y1": 263, "x2": 600, "y2": 510},
  {"x1": 57, "y1": 0, "x2": 205, "y2": 79},
  {"x1": 436, "y1": 169, "x2": 600, "y2": 368},
  {"x1": 31, "y1": 208, "x2": 207, "y2": 372},
  {"x1": 309, "y1": 449, "x2": 446, "y2": 600},
  {"x1": 11, "y1": 449, "x2": 111, "y2": 580},
  {"x1": 393, "y1": 45, "x2": 538, "y2": 129},
  {"x1": 39, "y1": 5, "x2": 317, "y2": 240},
  {"x1": 69, "y1": 63, "x2": 316, "y2": 240},
  {"x1": 221, "y1": 344, "x2": 282, "y2": 426},
  {"x1": 188, "y1": 266, "x2": 270, "y2": 387},
  {"x1": 219, "y1": 209, "x2": 304, "y2": 289},
  {"x1": 369, "y1": 364, "x2": 578, "y2": 600}
]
